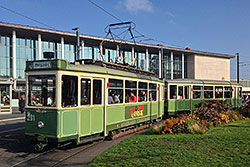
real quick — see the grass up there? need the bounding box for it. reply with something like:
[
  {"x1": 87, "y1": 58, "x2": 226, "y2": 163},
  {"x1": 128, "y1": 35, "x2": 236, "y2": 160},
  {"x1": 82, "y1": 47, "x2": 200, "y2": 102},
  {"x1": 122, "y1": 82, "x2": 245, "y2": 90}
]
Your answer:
[{"x1": 88, "y1": 119, "x2": 250, "y2": 167}]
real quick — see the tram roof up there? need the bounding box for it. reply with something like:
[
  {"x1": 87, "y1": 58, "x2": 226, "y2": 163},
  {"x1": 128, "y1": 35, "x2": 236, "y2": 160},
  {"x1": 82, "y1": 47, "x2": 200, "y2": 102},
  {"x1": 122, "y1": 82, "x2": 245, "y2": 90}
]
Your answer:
[
  {"x1": 165, "y1": 79, "x2": 242, "y2": 86},
  {"x1": 25, "y1": 59, "x2": 162, "y2": 82}
]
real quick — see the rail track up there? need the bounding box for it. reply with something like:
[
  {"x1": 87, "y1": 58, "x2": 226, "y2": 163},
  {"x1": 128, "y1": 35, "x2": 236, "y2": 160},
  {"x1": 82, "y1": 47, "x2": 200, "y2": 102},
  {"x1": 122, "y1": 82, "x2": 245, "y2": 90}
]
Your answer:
[{"x1": 11, "y1": 140, "x2": 102, "y2": 167}]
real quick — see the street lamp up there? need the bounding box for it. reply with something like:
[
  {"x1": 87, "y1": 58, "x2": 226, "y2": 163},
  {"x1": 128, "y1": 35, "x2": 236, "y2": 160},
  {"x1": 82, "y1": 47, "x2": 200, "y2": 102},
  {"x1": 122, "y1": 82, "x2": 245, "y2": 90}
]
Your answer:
[{"x1": 72, "y1": 27, "x2": 80, "y2": 61}]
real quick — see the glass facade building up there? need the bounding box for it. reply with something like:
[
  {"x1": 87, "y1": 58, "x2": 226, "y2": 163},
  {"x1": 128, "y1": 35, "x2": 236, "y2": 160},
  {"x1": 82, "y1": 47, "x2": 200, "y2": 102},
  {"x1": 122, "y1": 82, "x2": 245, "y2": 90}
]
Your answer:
[
  {"x1": 0, "y1": 35, "x2": 11, "y2": 78},
  {"x1": 0, "y1": 24, "x2": 191, "y2": 85},
  {"x1": 0, "y1": 33, "x2": 187, "y2": 81}
]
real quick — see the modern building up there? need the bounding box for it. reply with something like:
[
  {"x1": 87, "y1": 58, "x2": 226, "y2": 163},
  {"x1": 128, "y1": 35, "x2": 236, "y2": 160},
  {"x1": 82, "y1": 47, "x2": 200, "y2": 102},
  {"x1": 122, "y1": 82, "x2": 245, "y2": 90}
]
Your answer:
[{"x1": 0, "y1": 21, "x2": 234, "y2": 113}]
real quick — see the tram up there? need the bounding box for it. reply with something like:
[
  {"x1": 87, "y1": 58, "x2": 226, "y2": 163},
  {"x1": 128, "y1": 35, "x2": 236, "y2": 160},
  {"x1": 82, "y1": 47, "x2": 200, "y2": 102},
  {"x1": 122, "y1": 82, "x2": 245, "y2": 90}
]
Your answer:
[
  {"x1": 25, "y1": 59, "x2": 165, "y2": 151},
  {"x1": 165, "y1": 79, "x2": 242, "y2": 116},
  {"x1": 25, "y1": 59, "x2": 242, "y2": 151}
]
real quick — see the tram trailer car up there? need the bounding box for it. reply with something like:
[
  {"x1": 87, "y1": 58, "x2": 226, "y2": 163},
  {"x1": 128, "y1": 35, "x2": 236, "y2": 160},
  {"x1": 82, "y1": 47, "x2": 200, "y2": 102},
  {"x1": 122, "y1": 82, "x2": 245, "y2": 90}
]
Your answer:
[
  {"x1": 25, "y1": 59, "x2": 165, "y2": 151},
  {"x1": 165, "y1": 79, "x2": 242, "y2": 116}
]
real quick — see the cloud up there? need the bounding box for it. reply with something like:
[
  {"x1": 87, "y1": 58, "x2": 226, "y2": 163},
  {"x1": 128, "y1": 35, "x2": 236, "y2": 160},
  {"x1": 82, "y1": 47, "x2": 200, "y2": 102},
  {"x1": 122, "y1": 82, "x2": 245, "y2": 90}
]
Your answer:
[
  {"x1": 117, "y1": 0, "x2": 154, "y2": 13},
  {"x1": 165, "y1": 11, "x2": 175, "y2": 18},
  {"x1": 168, "y1": 19, "x2": 177, "y2": 25}
]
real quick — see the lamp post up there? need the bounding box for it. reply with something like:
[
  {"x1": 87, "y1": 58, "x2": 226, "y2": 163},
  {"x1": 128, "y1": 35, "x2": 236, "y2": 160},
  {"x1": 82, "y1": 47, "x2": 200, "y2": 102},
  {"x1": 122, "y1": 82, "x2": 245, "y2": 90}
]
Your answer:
[
  {"x1": 236, "y1": 53, "x2": 239, "y2": 83},
  {"x1": 72, "y1": 27, "x2": 80, "y2": 61}
]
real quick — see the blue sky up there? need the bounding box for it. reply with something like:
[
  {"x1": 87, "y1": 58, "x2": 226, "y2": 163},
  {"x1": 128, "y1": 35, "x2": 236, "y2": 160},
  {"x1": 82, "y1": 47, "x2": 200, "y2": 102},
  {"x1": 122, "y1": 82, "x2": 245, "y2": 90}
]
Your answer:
[{"x1": 0, "y1": 0, "x2": 249, "y2": 80}]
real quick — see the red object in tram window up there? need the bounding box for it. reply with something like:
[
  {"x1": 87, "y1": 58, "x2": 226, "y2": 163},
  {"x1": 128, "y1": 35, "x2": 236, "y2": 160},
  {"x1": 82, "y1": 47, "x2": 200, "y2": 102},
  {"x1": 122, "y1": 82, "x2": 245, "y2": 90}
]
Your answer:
[
  {"x1": 185, "y1": 47, "x2": 190, "y2": 50},
  {"x1": 107, "y1": 82, "x2": 110, "y2": 88}
]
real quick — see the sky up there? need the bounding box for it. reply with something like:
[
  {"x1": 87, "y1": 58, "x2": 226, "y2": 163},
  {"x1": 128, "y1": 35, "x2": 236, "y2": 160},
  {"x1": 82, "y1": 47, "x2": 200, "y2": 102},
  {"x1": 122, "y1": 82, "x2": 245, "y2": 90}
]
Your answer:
[{"x1": 0, "y1": 0, "x2": 249, "y2": 80}]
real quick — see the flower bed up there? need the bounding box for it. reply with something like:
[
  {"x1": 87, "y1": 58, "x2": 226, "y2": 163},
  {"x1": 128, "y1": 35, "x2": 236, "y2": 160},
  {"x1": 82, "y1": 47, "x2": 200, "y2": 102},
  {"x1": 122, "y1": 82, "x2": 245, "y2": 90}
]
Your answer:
[{"x1": 159, "y1": 101, "x2": 249, "y2": 134}]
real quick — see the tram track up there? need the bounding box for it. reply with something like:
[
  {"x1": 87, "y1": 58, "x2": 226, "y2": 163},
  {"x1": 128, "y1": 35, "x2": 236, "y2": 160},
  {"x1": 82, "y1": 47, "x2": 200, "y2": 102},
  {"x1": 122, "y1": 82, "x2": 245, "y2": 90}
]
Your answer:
[{"x1": 12, "y1": 140, "x2": 102, "y2": 167}]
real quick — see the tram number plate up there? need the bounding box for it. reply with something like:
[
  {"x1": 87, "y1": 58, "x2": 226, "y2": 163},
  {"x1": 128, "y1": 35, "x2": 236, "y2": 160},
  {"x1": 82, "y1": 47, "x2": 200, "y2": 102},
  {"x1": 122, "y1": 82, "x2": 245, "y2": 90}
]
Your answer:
[
  {"x1": 26, "y1": 111, "x2": 36, "y2": 122},
  {"x1": 125, "y1": 104, "x2": 148, "y2": 119}
]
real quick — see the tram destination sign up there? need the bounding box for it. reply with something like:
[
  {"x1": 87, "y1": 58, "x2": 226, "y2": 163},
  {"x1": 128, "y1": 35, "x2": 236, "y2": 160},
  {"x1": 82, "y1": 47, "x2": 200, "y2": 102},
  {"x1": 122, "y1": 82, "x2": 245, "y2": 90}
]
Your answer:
[
  {"x1": 33, "y1": 61, "x2": 52, "y2": 69},
  {"x1": 125, "y1": 104, "x2": 148, "y2": 119}
]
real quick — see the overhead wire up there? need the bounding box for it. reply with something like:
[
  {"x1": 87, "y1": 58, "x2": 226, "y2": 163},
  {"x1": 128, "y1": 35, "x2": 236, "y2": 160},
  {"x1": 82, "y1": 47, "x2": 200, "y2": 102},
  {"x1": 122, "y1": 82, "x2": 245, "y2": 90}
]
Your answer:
[
  {"x1": 87, "y1": 0, "x2": 182, "y2": 48},
  {"x1": 0, "y1": 5, "x2": 57, "y2": 30}
]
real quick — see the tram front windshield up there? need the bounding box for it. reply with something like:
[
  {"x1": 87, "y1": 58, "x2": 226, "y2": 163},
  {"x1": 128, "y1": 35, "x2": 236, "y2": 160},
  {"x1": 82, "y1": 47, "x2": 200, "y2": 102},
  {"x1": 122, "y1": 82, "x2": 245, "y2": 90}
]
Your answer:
[{"x1": 28, "y1": 75, "x2": 56, "y2": 107}]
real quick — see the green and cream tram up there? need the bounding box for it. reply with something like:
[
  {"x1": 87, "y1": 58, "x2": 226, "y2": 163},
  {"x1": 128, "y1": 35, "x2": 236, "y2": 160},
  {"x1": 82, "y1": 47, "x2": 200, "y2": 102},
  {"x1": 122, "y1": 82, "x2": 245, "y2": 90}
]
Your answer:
[
  {"x1": 165, "y1": 79, "x2": 242, "y2": 115},
  {"x1": 25, "y1": 59, "x2": 165, "y2": 150}
]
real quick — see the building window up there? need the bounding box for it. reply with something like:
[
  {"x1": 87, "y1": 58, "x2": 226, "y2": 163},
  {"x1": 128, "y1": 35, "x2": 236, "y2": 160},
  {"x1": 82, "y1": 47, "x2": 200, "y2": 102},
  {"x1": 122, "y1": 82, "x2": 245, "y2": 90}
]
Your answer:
[
  {"x1": 93, "y1": 47, "x2": 100, "y2": 60},
  {"x1": 163, "y1": 54, "x2": 171, "y2": 79},
  {"x1": 105, "y1": 48, "x2": 117, "y2": 63},
  {"x1": 84, "y1": 46, "x2": 92, "y2": 59},
  {"x1": 136, "y1": 52, "x2": 146, "y2": 70},
  {"x1": 0, "y1": 35, "x2": 11, "y2": 78},
  {"x1": 16, "y1": 38, "x2": 35, "y2": 78},
  {"x1": 149, "y1": 53, "x2": 159, "y2": 77},
  {"x1": 173, "y1": 55, "x2": 182, "y2": 79},
  {"x1": 64, "y1": 43, "x2": 75, "y2": 62}
]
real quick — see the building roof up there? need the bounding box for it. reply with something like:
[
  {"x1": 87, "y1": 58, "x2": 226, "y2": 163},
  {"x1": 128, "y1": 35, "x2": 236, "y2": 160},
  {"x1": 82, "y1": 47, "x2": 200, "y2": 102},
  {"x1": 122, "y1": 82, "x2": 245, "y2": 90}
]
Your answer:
[{"x1": 0, "y1": 21, "x2": 234, "y2": 59}]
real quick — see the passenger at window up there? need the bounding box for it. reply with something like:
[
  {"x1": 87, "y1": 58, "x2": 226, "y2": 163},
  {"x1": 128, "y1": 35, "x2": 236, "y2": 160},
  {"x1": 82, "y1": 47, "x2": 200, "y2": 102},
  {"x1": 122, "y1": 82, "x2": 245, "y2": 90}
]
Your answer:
[
  {"x1": 129, "y1": 92, "x2": 136, "y2": 103},
  {"x1": 114, "y1": 93, "x2": 120, "y2": 103},
  {"x1": 108, "y1": 92, "x2": 115, "y2": 104},
  {"x1": 215, "y1": 92, "x2": 220, "y2": 98},
  {"x1": 140, "y1": 91, "x2": 147, "y2": 102},
  {"x1": 47, "y1": 96, "x2": 53, "y2": 106}
]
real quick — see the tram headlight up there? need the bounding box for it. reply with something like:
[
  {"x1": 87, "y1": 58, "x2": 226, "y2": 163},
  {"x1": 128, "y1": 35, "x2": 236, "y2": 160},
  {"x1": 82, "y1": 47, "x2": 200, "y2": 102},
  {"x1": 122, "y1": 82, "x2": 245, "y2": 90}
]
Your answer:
[{"x1": 38, "y1": 121, "x2": 44, "y2": 128}]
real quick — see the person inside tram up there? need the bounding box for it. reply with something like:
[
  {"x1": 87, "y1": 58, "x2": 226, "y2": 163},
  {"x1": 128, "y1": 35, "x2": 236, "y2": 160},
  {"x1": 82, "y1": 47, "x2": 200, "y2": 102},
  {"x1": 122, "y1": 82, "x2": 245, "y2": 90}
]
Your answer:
[
  {"x1": 47, "y1": 96, "x2": 53, "y2": 106},
  {"x1": 129, "y1": 92, "x2": 136, "y2": 103},
  {"x1": 114, "y1": 93, "x2": 120, "y2": 103},
  {"x1": 149, "y1": 92, "x2": 153, "y2": 101},
  {"x1": 140, "y1": 91, "x2": 147, "y2": 102},
  {"x1": 108, "y1": 91, "x2": 115, "y2": 104},
  {"x1": 215, "y1": 92, "x2": 221, "y2": 98}
]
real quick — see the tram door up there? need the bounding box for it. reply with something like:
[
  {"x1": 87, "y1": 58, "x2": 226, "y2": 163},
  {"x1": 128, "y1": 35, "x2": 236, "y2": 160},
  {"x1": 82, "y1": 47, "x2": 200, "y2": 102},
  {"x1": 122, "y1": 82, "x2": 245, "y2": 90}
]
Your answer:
[{"x1": 79, "y1": 78, "x2": 104, "y2": 137}]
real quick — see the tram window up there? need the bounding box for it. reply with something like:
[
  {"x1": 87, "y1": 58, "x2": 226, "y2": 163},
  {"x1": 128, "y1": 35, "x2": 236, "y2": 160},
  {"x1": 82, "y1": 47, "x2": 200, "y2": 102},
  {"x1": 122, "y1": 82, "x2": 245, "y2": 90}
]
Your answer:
[
  {"x1": 139, "y1": 82, "x2": 147, "y2": 102},
  {"x1": 28, "y1": 75, "x2": 56, "y2": 107},
  {"x1": 193, "y1": 86, "x2": 202, "y2": 99},
  {"x1": 224, "y1": 87, "x2": 232, "y2": 98},
  {"x1": 204, "y1": 86, "x2": 213, "y2": 99},
  {"x1": 215, "y1": 86, "x2": 223, "y2": 98},
  {"x1": 125, "y1": 80, "x2": 137, "y2": 103},
  {"x1": 238, "y1": 87, "x2": 242, "y2": 98},
  {"x1": 170, "y1": 85, "x2": 177, "y2": 99},
  {"x1": 149, "y1": 83, "x2": 157, "y2": 101},
  {"x1": 62, "y1": 75, "x2": 78, "y2": 107},
  {"x1": 93, "y1": 80, "x2": 102, "y2": 105},
  {"x1": 81, "y1": 79, "x2": 91, "y2": 105},
  {"x1": 108, "y1": 79, "x2": 123, "y2": 104},
  {"x1": 184, "y1": 86, "x2": 189, "y2": 99},
  {"x1": 178, "y1": 86, "x2": 183, "y2": 99}
]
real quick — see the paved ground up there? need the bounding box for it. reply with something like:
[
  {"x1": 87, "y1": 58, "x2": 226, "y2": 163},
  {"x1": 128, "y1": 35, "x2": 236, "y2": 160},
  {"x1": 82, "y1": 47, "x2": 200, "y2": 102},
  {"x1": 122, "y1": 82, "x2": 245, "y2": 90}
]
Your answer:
[
  {"x1": 0, "y1": 107, "x2": 24, "y2": 121},
  {"x1": 0, "y1": 107, "x2": 160, "y2": 166}
]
